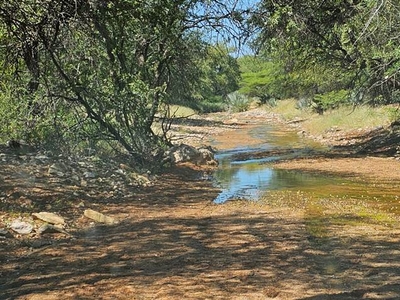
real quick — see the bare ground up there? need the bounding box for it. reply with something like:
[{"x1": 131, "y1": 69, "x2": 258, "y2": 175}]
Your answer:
[{"x1": 2, "y1": 108, "x2": 400, "y2": 299}]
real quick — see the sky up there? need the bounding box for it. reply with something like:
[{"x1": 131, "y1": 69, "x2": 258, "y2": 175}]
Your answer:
[{"x1": 193, "y1": 0, "x2": 262, "y2": 57}]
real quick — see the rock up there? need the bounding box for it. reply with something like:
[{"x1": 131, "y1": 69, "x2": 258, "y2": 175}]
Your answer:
[
  {"x1": 71, "y1": 174, "x2": 80, "y2": 182},
  {"x1": 0, "y1": 228, "x2": 11, "y2": 237},
  {"x1": 10, "y1": 219, "x2": 34, "y2": 235},
  {"x1": 326, "y1": 126, "x2": 340, "y2": 133},
  {"x1": 119, "y1": 163, "x2": 133, "y2": 171},
  {"x1": 37, "y1": 224, "x2": 71, "y2": 235},
  {"x1": 197, "y1": 146, "x2": 218, "y2": 166},
  {"x1": 168, "y1": 144, "x2": 217, "y2": 165},
  {"x1": 115, "y1": 168, "x2": 125, "y2": 175},
  {"x1": 83, "y1": 171, "x2": 96, "y2": 178},
  {"x1": 30, "y1": 239, "x2": 53, "y2": 249},
  {"x1": 129, "y1": 172, "x2": 151, "y2": 185},
  {"x1": 224, "y1": 118, "x2": 239, "y2": 125},
  {"x1": 169, "y1": 144, "x2": 198, "y2": 164},
  {"x1": 76, "y1": 201, "x2": 85, "y2": 208},
  {"x1": 32, "y1": 212, "x2": 65, "y2": 225},
  {"x1": 35, "y1": 155, "x2": 49, "y2": 162},
  {"x1": 297, "y1": 130, "x2": 306, "y2": 136},
  {"x1": 84, "y1": 209, "x2": 116, "y2": 225},
  {"x1": 48, "y1": 163, "x2": 67, "y2": 177}
]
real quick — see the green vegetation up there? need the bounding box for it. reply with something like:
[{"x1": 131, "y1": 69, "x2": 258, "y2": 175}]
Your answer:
[
  {"x1": 237, "y1": 55, "x2": 309, "y2": 105},
  {"x1": 269, "y1": 99, "x2": 312, "y2": 120},
  {"x1": 1, "y1": 0, "x2": 400, "y2": 169},
  {"x1": 311, "y1": 90, "x2": 350, "y2": 114},
  {"x1": 225, "y1": 91, "x2": 251, "y2": 112},
  {"x1": 164, "y1": 105, "x2": 197, "y2": 119},
  {"x1": 237, "y1": 0, "x2": 400, "y2": 115},
  {"x1": 179, "y1": 44, "x2": 242, "y2": 114},
  {"x1": 0, "y1": 0, "x2": 248, "y2": 168}
]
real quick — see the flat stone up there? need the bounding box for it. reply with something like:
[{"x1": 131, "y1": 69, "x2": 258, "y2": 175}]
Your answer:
[
  {"x1": 32, "y1": 212, "x2": 65, "y2": 225},
  {"x1": 224, "y1": 118, "x2": 239, "y2": 125},
  {"x1": 10, "y1": 220, "x2": 33, "y2": 235},
  {"x1": 84, "y1": 209, "x2": 116, "y2": 225},
  {"x1": 35, "y1": 155, "x2": 49, "y2": 162}
]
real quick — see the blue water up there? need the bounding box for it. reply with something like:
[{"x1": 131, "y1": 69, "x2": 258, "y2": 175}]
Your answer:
[{"x1": 212, "y1": 125, "x2": 328, "y2": 203}]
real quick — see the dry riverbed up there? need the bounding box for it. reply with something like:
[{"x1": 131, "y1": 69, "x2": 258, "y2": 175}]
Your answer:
[{"x1": 1, "y1": 107, "x2": 400, "y2": 299}]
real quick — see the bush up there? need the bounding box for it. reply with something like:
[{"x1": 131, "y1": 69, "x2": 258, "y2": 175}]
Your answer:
[
  {"x1": 225, "y1": 92, "x2": 251, "y2": 112},
  {"x1": 195, "y1": 101, "x2": 225, "y2": 113},
  {"x1": 311, "y1": 90, "x2": 349, "y2": 114},
  {"x1": 387, "y1": 106, "x2": 400, "y2": 123},
  {"x1": 0, "y1": 85, "x2": 24, "y2": 143}
]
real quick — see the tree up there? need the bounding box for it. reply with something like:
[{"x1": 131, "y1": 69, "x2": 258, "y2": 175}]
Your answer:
[
  {"x1": 195, "y1": 45, "x2": 241, "y2": 105},
  {"x1": 0, "y1": 0, "x2": 250, "y2": 167},
  {"x1": 238, "y1": 55, "x2": 286, "y2": 100},
  {"x1": 162, "y1": 41, "x2": 241, "y2": 113},
  {"x1": 251, "y1": 0, "x2": 400, "y2": 105}
]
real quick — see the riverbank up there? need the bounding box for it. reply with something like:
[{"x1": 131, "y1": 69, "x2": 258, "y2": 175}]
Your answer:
[
  {"x1": 269, "y1": 99, "x2": 400, "y2": 156},
  {"x1": 268, "y1": 101, "x2": 400, "y2": 181},
  {"x1": 2, "y1": 105, "x2": 400, "y2": 299},
  {"x1": 183, "y1": 104, "x2": 400, "y2": 181}
]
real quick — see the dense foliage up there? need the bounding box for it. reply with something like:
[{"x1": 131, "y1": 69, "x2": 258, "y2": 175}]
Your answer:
[
  {"x1": 5, "y1": 0, "x2": 398, "y2": 168},
  {"x1": 248, "y1": 0, "x2": 400, "y2": 113},
  {"x1": 176, "y1": 44, "x2": 241, "y2": 113},
  {"x1": 0, "y1": 0, "x2": 248, "y2": 167}
]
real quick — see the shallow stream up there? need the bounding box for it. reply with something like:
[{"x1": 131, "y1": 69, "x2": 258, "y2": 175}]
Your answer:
[
  {"x1": 212, "y1": 124, "x2": 400, "y2": 220},
  {"x1": 212, "y1": 124, "x2": 327, "y2": 203}
]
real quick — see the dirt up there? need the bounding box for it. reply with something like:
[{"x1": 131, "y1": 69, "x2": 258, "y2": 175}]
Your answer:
[
  {"x1": 2, "y1": 107, "x2": 400, "y2": 299},
  {"x1": 272, "y1": 156, "x2": 400, "y2": 181}
]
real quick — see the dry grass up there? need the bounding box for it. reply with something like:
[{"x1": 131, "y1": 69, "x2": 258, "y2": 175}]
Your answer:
[
  {"x1": 270, "y1": 99, "x2": 393, "y2": 136},
  {"x1": 269, "y1": 98, "x2": 312, "y2": 120},
  {"x1": 302, "y1": 105, "x2": 392, "y2": 135},
  {"x1": 166, "y1": 105, "x2": 197, "y2": 118}
]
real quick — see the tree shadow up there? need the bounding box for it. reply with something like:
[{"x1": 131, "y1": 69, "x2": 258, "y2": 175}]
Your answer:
[
  {"x1": 327, "y1": 125, "x2": 400, "y2": 157},
  {"x1": 2, "y1": 204, "x2": 400, "y2": 299},
  {"x1": 2, "y1": 124, "x2": 400, "y2": 298},
  {"x1": 301, "y1": 284, "x2": 400, "y2": 299},
  {"x1": 169, "y1": 117, "x2": 226, "y2": 128}
]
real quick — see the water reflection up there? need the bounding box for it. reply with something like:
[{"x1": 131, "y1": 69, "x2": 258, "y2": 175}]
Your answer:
[
  {"x1": 212, "y1": 124, "x2": 330, "y2": 203},
  {"x1": 213, "y1": 161, "x2": 273, "y2": 203},
  {"x1": 212, "y1": 124, "x2": 400, "y2": 221},
  {"x1": 213, "y1": 158, "x2": 338, "y2": 203}
]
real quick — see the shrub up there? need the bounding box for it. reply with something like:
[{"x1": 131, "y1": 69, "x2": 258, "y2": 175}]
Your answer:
[
  {"x1": 311, "y1": 90, "x2": 349, "y2": 114},
  {"x1": 225, "y1": 92, "x2": 250, "y2": 112},
  {"x1": 387, "y1": 105, "x2": 400, "y2": 123}
]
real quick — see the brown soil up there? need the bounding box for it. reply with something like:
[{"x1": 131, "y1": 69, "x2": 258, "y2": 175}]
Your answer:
[
  {"x1": 2, "y1": 108, "x2": 400, "y2": 299},
  {"x1": 273, "y1": 156, "x2": 400, "y2": 181}
]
